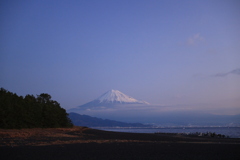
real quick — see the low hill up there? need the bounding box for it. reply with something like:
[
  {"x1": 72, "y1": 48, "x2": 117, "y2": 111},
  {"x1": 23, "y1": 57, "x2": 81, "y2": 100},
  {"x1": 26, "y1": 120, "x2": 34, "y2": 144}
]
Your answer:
[{"x1": 69, "y1": 112, "x2": 149, "y2": 127}]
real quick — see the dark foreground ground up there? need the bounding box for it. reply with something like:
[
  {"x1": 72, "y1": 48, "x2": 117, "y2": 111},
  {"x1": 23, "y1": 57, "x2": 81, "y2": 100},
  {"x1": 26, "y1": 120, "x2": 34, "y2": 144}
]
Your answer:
[{"x1": 1, "y1": 127, "x2": 240, "y2": 160}]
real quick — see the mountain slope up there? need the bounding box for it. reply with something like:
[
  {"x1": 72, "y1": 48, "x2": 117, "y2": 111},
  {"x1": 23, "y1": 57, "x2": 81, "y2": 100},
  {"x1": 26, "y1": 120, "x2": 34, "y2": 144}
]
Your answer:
[
  {"x1": 68, "y1": 89, "x2": 149, "y2": 112},
  {"x1": 68, "y1": 112, "x2": 150, "y2": 127}
]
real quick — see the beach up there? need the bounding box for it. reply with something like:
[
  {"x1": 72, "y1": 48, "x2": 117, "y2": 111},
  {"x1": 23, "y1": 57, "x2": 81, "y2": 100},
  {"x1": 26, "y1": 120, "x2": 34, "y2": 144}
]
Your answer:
[{"x1": 1, "y1": 126, "x2": 240, "y2": 160}]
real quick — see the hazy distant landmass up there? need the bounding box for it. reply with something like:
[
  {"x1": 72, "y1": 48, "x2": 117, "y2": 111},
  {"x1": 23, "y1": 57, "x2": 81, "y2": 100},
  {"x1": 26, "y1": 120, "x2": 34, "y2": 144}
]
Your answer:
[{"x1": 69, "y1": 112, "x2": 150, "y2": 127}]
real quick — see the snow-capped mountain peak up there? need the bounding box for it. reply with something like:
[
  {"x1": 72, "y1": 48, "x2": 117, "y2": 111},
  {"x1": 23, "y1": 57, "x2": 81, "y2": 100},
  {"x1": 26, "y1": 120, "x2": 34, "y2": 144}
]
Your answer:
[
  {"x1": 98, "y1": 89, "x2": 136, "y2": 103},
  {"x1": 96, "y1": 89, "x2": 149, "y2": 104},
  {"x1": 67, "y1": 89, "x2": 150, "y2": 112}
]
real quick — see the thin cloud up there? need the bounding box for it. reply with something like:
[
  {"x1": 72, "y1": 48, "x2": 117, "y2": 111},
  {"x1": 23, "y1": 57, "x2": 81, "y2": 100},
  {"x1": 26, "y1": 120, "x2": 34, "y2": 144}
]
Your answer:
[
  {"x1": 215, "y1": 68, "x2": 240, "y2": 77},
  {"x1": 232, "y1": 68, "x2": 240, "y2": 75},
  {"x1": 186, "y1": 33, "x2": 204, "y2": 46}
]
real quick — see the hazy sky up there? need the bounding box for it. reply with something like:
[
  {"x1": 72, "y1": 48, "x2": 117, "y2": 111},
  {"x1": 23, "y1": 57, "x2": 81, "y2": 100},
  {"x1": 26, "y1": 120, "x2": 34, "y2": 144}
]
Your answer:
[{"x1": 1, "y1": 0, "x2": 240, "y2": 115}]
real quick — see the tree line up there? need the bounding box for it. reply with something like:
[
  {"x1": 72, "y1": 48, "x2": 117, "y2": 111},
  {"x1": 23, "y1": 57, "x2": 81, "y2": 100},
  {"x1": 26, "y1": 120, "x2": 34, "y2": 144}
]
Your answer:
[{"x1": 0, "y1": 88, "x2": 73, "y2": 129}]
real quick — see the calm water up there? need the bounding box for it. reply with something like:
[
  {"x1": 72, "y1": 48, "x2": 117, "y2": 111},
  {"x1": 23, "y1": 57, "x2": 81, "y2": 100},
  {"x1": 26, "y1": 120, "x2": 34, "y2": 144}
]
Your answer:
[{"x1": 96, "y1": 127, "x2": 240, "y2": 138}]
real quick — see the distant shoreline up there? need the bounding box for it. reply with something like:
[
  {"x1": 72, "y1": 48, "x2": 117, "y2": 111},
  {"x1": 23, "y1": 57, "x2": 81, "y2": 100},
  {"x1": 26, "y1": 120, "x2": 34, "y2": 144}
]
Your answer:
[
  {"x1": 93, "y1": 126, "x2": 240, "y2": 138},
  {"x1": 93, "y1": 126, "x2": 240, "y2": 129}
]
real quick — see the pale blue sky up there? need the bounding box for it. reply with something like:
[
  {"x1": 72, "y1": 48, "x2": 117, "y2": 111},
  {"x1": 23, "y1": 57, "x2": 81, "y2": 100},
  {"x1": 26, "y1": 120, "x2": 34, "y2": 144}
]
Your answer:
[{"x1": 1, "y1": 0, "x2": 240, "y2": 115}]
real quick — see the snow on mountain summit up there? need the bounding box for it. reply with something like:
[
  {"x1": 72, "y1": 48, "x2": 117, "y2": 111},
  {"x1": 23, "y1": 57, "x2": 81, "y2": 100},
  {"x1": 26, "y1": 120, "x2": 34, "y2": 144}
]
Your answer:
[
  {"x1": 67, "y1": 89, "x2": 150, "y2": 112},
  {"x1": 97, "y1": 89, "x2": 147, "y2": 104}
]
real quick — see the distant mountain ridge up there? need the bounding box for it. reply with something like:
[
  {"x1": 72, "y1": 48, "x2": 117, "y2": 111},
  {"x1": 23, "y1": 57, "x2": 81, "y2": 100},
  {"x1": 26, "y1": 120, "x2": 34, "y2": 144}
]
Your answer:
[{"x1": 68, "y1": 112, "x2": 150, "y2": 127}]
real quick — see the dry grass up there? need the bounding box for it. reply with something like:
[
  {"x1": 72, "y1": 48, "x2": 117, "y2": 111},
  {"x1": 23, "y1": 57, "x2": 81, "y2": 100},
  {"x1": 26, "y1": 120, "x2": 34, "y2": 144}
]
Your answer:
[
  {"x1": 0, "y1": 127, "x2": 150, "y2": 146},
  {"x1": 0, "y1": 126, "x2": 87, "y2": 146}
]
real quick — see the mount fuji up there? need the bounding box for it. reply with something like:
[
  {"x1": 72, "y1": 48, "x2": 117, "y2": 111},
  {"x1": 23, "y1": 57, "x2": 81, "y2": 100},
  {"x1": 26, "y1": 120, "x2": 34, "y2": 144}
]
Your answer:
[
  {"x1": 67, "y1": 90, "x2": 240, "y2": 126},
  {"x1": 68, "y1": 89, "x2": 149, "y2": 112},
  {"x1": 96, "y1": 89, "x2": 149, "y2": 105}
]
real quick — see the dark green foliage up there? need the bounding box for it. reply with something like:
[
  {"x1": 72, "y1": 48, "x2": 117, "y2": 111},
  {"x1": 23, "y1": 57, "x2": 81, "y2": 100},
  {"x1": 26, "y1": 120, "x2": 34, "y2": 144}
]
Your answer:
[{"x1": 0, "y1": 88, "x2": 73, "y2": 129}]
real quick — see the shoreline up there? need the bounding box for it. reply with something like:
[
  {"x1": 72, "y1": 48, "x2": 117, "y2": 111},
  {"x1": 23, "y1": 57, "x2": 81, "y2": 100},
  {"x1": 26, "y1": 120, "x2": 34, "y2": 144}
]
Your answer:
[
  {"x1": 1, "y1": 127, "x2": 240, "y2": 159},
  {"x1": 93, "y1": 126, "x2": 240, "y2": 138}
]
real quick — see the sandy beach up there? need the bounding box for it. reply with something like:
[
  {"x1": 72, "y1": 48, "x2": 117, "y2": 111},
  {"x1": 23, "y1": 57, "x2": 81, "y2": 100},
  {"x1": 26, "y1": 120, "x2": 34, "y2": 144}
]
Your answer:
[{"x1": 1, "y1": 126, "x2": 240, "y2": 160}]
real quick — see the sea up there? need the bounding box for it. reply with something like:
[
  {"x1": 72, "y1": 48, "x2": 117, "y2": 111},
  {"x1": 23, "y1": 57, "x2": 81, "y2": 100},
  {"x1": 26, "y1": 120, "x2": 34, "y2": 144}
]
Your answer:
[{"x1": 95, "y1": 127, "x2": 240, "y2": 138}]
